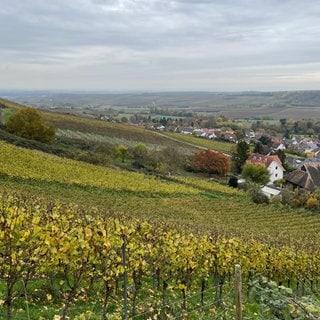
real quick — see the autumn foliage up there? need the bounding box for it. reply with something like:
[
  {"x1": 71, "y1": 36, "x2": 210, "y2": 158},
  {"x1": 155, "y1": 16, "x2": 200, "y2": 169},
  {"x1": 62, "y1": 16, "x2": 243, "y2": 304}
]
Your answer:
[
  {"x1": 192, "y1": 149, "x2": 230, "y2": 175},
  {"x1": 6, "y1": 107, "x2": 55, "y2": 143}
]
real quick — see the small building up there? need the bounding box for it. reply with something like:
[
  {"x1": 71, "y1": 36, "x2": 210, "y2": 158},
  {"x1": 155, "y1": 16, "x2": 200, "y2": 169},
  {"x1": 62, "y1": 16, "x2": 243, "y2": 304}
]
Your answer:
[
  {"x1": 155, "y1": 125, "x2": 165, "y2": 131},
  {"x1": 261, "y1": 185, "x2": 281, "y2": 198},
  {"x1": 180, "y1": 127, "x2": 194, "y2": 135}
]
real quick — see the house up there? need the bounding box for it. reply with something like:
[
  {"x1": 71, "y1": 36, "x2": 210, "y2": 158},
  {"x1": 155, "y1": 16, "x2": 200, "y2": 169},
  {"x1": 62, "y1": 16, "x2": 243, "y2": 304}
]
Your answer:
[
  {"x1": 208, "y1": 133, "x2": 217, "y2": 139},
  {"x1": 244, "y1": 130, "x2": 255, "y2": 139},
  {"x1": 222, "y1": 132, "x2": 237, "y2": 143},
  {"x1": 246, "y1": 153, "x2": 285, "y2": 183},
  {"x1": 274, "y1": 142, "x2": 286, "y2": 151},
  {"x1": 284, "y1": 161, "x2": 320, "y2": 192},
  {"x1": 297, "y1": 138, "x2": 320, "y2": 155},
  {"x1": 200, "y1": 128, "x2": 217, "y2": 139},
  {"x1": 306, "y1": 147, "x2": 320, "y2": 158},
  {"x1": 155, "y1": 125, "x2": 165, "y2": 131},
  {"x1": 283, "y1": 136, "x2": 301, "y2": 150},
  {"x1": 180, "y1": 127, "x2": 194, "y2": 135}
]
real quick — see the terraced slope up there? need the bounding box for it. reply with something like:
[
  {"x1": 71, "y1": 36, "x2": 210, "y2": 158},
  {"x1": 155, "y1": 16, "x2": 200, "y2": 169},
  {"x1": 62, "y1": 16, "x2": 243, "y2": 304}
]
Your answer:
[{"x1": 1, "y1": 140, "x2": 320, "y2": 247}]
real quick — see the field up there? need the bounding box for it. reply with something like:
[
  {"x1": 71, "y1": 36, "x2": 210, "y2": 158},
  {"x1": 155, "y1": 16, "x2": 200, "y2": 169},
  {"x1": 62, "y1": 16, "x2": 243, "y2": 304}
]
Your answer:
[
  {"x1": 2, "y1": 140, "x2": 319, "y2": 243},
  {"x1": 6, "y1": 90, "x2": 320, "y2": 120},
  {"x1": 2, "y1": 97, "x2": 320, "y2": 319},
  {"x1": 162, "y1": 132, "x2": 235, "y2": 154},
  {"x1": 1, "y1": 140, "x2": 320, "y2": 319}
]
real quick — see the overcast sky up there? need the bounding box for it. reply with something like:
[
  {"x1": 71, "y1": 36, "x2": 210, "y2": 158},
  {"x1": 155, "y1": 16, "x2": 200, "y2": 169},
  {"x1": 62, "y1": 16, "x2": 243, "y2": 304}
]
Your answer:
[{"x1": 1, "y1": 0, "x2": 320, "y2": 92}]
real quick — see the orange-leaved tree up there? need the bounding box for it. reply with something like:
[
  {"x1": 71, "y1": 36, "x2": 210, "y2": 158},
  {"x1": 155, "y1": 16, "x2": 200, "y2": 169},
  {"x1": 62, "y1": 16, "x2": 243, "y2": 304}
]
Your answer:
[{"x1": 192, "y1": 149, "x2": 230, "y2": 175}]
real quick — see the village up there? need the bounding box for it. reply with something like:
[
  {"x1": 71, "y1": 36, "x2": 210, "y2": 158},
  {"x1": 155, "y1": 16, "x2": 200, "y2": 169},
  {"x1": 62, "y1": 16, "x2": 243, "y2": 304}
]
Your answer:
[{"x1": 165, "y1": 123, "x2": 320, "y2": 199}]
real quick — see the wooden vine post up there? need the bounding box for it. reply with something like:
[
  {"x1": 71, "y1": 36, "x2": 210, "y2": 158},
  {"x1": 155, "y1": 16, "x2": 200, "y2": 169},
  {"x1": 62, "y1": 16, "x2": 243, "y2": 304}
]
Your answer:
[
  {"x1": 122, "y1": 233, "x2": 128, "y2": 320},
  {"x1": 235, "y1": 264, "x2": 242, "y2": 320}
]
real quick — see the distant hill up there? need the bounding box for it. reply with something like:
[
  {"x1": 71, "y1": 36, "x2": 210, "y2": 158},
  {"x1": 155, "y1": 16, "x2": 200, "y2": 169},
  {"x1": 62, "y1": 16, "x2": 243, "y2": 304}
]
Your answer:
[{"x1": 3, "y1": 90, "x2": 320, "y2": 119}]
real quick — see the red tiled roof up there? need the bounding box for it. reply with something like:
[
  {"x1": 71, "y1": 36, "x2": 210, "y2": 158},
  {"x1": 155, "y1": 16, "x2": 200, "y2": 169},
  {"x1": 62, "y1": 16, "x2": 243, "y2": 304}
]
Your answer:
[{"x1": 246, "y1": 153, "x2": 282, "y2": 169}]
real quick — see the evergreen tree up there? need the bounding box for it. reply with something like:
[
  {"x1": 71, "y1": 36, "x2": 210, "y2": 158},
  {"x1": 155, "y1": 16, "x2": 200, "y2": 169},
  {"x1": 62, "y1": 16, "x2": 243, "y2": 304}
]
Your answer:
[
  {"x1": 231, "y1": 140, "x2": 250, "y2": 174},
  {"x1": 253, "y1": 141, "x2": 264, "y2": 154}
]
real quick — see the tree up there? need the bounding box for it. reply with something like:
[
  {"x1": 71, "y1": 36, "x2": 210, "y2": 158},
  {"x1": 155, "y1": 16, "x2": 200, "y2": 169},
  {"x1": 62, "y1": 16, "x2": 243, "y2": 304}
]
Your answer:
[
  {"x1": 192, "y1": 149, "x2": 230, "y2": 175},
  {"x1": 132, "y1": 143, "x2": 148, "y2": 169},
  {"x1": 274, "y1": 149, "x2": 285, "y2": 165},
  {"x1": 234, "y1": 129, "x2": 245, "y2": 141},
  {"x1": 279, "y1": 118, "x2": 287, "y2": 126},
  {"x1": 242, "y1": 163, "x2": 270, "y2": 185},
  {"x1": 113, "y1": 145, "x2": 131, "y2": 163},
  {"x1": 259, "y1": 135, "x2": 272, "y2": 147},
  {"x1": 133, "y1": 143, "x2": 148, "y2": 158},
  {"x1": 231, "y1": 140, "x2": 250, "y2": 174},
  {"x1": 253, "y1": 141, "x2": 264, "y2": 154},
  {"x1": 6, "y1": 107, "x2": 55, "y2": 143}
]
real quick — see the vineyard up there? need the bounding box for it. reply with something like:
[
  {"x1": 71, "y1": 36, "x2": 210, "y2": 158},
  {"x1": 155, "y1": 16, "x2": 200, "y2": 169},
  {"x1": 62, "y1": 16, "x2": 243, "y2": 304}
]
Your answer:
[
  {"x1": 0, "y1": 141, "x2": 205, "y2": 196},
  {"x1": 1, "y1": 192, "x2": 320, "y2": 320},
  {"x1": 2, "y1": 122, "x2": 320, "y2": 318},
  {"x1": 2, "y1": 140, "x2": 320, "y2": 242},
  {"x1": 0, "y1": 97, "x2": 199, "y2": 156},
  {"x1": 1, "y1": 140, "x2": 320, "y2": 319}
]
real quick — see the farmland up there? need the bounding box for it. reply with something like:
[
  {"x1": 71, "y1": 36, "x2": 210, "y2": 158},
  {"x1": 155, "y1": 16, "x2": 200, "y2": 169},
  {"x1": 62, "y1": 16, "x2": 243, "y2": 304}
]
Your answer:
[
  {"x1": 1, "y1": 139, "x2": 320, "y2": 318},
  {"x1": 1, "y1": 140, "x2": 319, "y2": 243},
  {"x1": 1, "y1": 96, "x2": 320, "y2": 319},
  {"x1": 6, "y1": 90, "x2": 320, "y2": 120}
]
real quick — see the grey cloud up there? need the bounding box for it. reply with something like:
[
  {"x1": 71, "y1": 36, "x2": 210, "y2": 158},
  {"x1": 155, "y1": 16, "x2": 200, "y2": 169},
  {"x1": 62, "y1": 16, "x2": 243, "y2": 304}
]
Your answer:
[{"x1": 0, "y1": 0, "x2": 320, "y2": 90}]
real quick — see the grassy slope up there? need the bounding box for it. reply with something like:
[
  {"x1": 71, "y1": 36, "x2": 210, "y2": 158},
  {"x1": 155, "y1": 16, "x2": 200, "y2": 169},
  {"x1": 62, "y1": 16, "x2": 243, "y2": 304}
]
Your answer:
[
  {"x1": 2, "y1": 97, "x2": 320, "y2": 246},
  {"x1": 163, "y1": 131, "x2": 235, "y2": 154},
  {"x1": 0, "y1": 97, "x2": 237, "y2": 156},
  {"x1": 1, "y1": 139, "x2": 320, "y2": 248},
  {"x1": 0, "y1": 97, "x2": 201, "y2": 158}
]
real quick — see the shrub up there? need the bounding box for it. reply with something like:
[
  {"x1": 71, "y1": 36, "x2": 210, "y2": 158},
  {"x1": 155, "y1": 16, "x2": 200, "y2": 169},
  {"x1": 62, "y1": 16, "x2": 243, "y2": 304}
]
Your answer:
[
  {"x1": 228, "y1": 175, "x2": 238, "y2": 188},
  {"x1": 6, "y1": 107, "x2": 55, "y2": 143},
  {"x1": 306, "y1": 196, "x2": 319, "y2": 210},
  {"x1": 113, "y1": 144, "x2": 131, "y2": 163},
  {"x1": 279, "y1": 188, "x2": 294, "y2": 206},
  {"x1": 248, "y1": 184, "x2": 269, "y2": 204}
]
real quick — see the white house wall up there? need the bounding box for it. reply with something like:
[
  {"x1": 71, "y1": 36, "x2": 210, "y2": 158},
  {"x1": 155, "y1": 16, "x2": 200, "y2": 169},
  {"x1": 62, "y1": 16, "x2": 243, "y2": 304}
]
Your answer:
[{"x1": 267, "y1": 160, "x2": 284, "y2": 182}]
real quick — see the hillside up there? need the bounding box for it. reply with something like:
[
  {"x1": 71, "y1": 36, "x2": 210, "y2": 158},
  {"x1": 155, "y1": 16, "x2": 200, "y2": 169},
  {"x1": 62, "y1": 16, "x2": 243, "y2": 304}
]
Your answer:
[
  {"x1": 0, "y1": 97, "x2": 195, "y2": 151},
  {"x1": 2, "y1": 97, "x2": 320, "y2": 247},
  {"x1": 0, "y1": 97, "x2": 203, "y2": 175},
  {"x1": 2, "y1": 97, "x2": 320, "y2": 245},
  {"x1": 1, "y1": 139, "x2": 320, "y2": 244},
  {"x1": 1, "y1": 99, "x2": 320, "y2": 319},
  {"x1": 2, "y1": 138, "x2": 320, "y2": 318}
]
